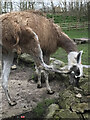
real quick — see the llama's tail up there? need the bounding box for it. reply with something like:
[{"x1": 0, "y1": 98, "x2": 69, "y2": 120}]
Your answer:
[{"x1": 13, "y1": 36, "x2": 19, "y2": 47}]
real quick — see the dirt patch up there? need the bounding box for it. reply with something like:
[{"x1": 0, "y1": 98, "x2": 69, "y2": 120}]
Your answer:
[{"x1": 1, "y1": 64, "x2": 66, "y2": 119}]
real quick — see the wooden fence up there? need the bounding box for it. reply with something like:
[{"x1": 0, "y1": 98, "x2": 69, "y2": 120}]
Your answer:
[{"x1": 58, "y1": 22, "x2": 88, "y2": 30}]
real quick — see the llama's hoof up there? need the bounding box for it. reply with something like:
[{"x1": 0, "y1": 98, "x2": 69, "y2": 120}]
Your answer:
[
  {"x1": 37, "y1": 84, "x2": 42, "y2": 88},
  {"x1": 47, "y1": 90, "x2": 55, "y2": 95},
  {"x1": 9, "y1": 101, "x2": 17, "y2": 106}
]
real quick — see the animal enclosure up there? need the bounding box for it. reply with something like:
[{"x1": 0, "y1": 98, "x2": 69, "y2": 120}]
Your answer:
[{"x1": 0, "y1": 1, "x2": 89, "y2": 119}]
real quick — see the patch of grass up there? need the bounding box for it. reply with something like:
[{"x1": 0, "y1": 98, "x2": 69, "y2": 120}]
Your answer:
[
  {"x1": 63, "y1": 29, "x2": 88, "y2": 39},
  {"x1": 32, "y1": 99, "x2": 56, "y2": 118},
  {"x1": 47, "y1": 14, "x2": 88, "y2": 23},
  {"x1": 77, "y1": 43, "x2": 89, "y2": 65},
  {"x1": 51, "y1": 28, "x2": 88, "y2": 65},
  {"x1": 52, "y1": 43, "x2": 89, "y2": 65},
  {"x1": 52, "y1": 48, "x2": 68, "y2": 63}
]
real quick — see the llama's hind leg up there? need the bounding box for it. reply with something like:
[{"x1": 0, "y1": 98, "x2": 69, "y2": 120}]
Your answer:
[
  {"x1": 35, "y1": 66, "x2": 42, "y2": 88},
  {"x1": 2, "y1": 52, "x2": 17, "y2": 106}
]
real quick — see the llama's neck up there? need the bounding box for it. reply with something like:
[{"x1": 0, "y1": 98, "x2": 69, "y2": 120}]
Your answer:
[{"x1": 58, "y1": 32, "x2": 78, "y2": 54}]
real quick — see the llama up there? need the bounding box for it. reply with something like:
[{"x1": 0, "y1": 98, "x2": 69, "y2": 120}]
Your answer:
[{"x1": 0, "y1": 11, "x2": 83, "y2": 106}]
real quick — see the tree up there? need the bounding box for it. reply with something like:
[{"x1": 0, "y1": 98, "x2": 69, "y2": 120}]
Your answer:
[
  {"x1": 51, "y1": 0, "x2": 55, "y2": 13},
  {"x1": 0, "y1": 1, "x2": 2, "y2": 14}
]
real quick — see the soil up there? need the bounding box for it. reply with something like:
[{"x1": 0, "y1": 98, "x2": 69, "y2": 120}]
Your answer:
[{"x1": 1, "y1": 64, "x2": 66, "y2": 119}]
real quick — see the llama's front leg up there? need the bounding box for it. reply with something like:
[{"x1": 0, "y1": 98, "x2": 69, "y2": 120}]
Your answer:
[
  {"x1": 2, "y1": 52, "x2": 17, "y2": 106},
  {"x1": 43, "y1": 71, "x2": 54, "y2": 94}
]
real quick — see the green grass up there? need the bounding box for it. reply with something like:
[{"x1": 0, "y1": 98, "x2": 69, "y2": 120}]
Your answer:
[
  {"x1": 48, "y1": 13, "x2": 89, "y2": 65},
  {"x1": 63, "y1": 29, "x2": 88, "y2": 39},
  {"x1": 47, "y1": 14, "x2": 88, "y2": 23},
  {"x1": 52, "y1": 48, "x2": 68, "y2": 63},
  {"x1": 32, "y1": 99, "x2": 55, "y2": 118},
  {"x1": 52, "y1": 28, "x2": 89, "y2": 65},
  {"x1": 77, "y1": 43, "x2": 89, "y2": 65},
  {"x1": 52, "y1": 43, "x2": 89, "y2": 65}
]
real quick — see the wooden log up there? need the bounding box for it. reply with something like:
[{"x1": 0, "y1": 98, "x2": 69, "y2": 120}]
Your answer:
[{"x1": 73, "y1": 38, "x2": 89, "y2": 44}]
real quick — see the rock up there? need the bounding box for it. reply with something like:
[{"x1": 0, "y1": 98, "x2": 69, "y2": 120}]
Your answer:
[
  {"x1": 79, "y1": 77, "x2": 88, "y2": 84},
  {"x1": 60, "y1": 89, "x2": 75, "y2": 98},
  {"x1": 74, "y1": 87, "x2": 83, "y2": 94},
  {"x1": 59, "y1": 89, "x2": 80, "y2": 109},
  {"x1": 80, "y1": 82, "x2": 89, "y2": 95},
  {"x1": 76, "y1": 93, "x2": 82, "y2": 98},
  {"x1": 19, "y1": 55, "x2": 65, "y2": 69},
  {"x1": 11, "y1": 64, "x2": 17, "y2": 70},
  {"x1": 19, "y1": 53, "x2": 34, "y2": 64},
  {"x1": 46, "y1": 104, "x2": 59, "y2": 119},
  {"x1": 81, "y1": 95, "x2": 90, "y2": 103},
  {"x1": 50, "y1": 57, "x2": 65, "y2": 69},
  {"x1": 54, "y1": 109, "x2": 79, "y2": 119},
  {"x1": 83, "y1": 112, "x2": 89, "y2": 119},
  {"x1": 71, "y1": 103, "x2": 89, "y2": 113},
  {"x1": 79, "y1": 67, "x2": 89, "y2": 81}
]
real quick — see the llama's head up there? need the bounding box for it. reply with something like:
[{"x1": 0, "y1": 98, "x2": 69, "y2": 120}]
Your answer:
[{"x1": 68, "y1": 51, "x2": 83, "y2": 87}]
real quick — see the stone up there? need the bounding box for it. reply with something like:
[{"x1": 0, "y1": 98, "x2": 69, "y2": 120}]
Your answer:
[
  {"x1": 74, "y1": 87, "x2": 83, "y2": 94},
  {"x1": 50, "y1": 57, "x2": 65, "y2": 69},
  {"x1": 80, "y1": 82, "x2": 89, "y2": 95},
  {"x1": 46, "y1": 104, "x2": 59, "y2": 119},
  {"x1": 59, "y1": 89, "x2": 80, "y2": 109},
  {"x1": 83, "y1": 113, "x2": 90, "y2": 119},
  {"x1": 11, "y1": 65, "x2": 17, "y2": 70},
  {"x1": 76, "y1": 93, "x2": 82, "y2": 98},
  {"x1": 81, "y1": 95, "x2": 90, "y2": 103},
  {"x1": 54, "y1": 109, "x2": 79, "y2": 119},
  {"x1": 71, "y1": 103, "x2": 89, "y2": 113},
  {"x1": 19, "y1": 53, "x2": 34, "y2": 64}
]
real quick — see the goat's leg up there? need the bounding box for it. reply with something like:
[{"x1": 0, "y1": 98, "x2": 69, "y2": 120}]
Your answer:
[
  {"x1": 43, "y1": 71, "x2": 54, "y2": 94},
  {"x1": 2, "y1": 52, "x2": 17, "y2": 106},
  {"x1": 36, "y1": 66, "x2": 54, "y2": 94},
  {"x1": 43, "y1": 56, "x2": 54, "y2": 94},
  {"x1": 36, "y1": 55, "x2": 50, "y2": 89},
  {"x1": 36, "y1": 54, "x2": 54, "y2": 94}
]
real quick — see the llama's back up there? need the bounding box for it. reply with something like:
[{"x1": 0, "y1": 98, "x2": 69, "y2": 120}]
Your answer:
[{"x1": 1, "y1": 11, "x2": 61, "y2": 55}]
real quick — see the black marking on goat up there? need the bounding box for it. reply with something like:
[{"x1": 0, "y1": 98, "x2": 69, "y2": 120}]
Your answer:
[
  {"x1": 70, "y1": 65, "x2": 80, "y2": 77},
  {"x1": 69, "y1": 65, "x2": 80, "y2": 87}
]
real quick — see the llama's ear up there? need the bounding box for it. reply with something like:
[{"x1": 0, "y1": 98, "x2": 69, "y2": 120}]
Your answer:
[{"x1": 77, "y1": 50, "x2": 83, "y2": 64}]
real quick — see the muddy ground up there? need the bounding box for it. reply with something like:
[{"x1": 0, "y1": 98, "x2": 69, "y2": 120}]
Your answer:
[{"x1": 1, "y1": 63, "x2": 66, "y2": 119}]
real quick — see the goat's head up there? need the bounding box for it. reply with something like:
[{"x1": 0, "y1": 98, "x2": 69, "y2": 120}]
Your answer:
[{"x1": 68, "y1": 51, "x2": 83, "y2": 87}]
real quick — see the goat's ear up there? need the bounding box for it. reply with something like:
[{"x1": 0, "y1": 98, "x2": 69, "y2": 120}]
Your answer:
[{"x1": 77, "y1": 50, "x2": 83, "y2": 64}]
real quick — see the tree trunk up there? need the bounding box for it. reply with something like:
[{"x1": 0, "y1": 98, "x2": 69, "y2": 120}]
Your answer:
[{"x1": 0, "y1": 2, "x2": 2, "y2": 14}]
